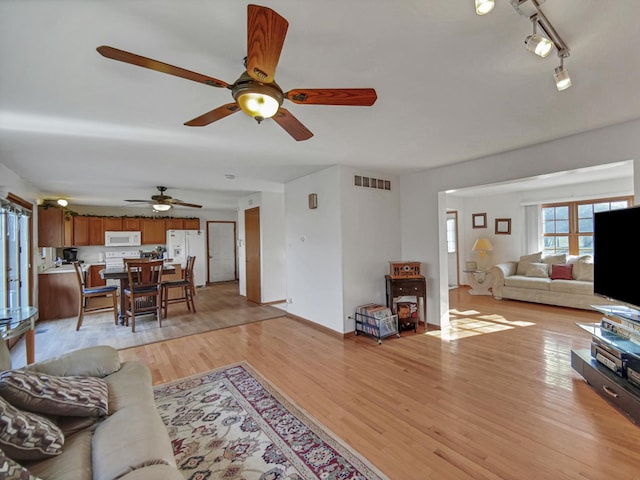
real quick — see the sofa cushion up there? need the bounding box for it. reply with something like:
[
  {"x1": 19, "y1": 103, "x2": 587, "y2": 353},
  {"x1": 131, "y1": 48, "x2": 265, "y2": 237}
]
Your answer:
[
  {"x1": 549, "y1": 279, "x2": 594, "y2": 295},
  {"x1": 567, "y1": 255, "x2": 592, "y2": 280},
  {"x1": 92, "y1": 405, "x2": 176, "y2": 480},
  {"x1": 516, "y1": 252, "x2": 542, "y2": 275},
  {"x1": 550, "y1": 263, "x2": 573, "y2": 280},
  {"x1": 504, "y1": 275, "x2": 551, "y2": 291},
  {"x1": 0, "y1": 396, "x2": 64, "y2": 461},
  {"x1": 0, "y1": 370, "x2": 108, "y2": 418},
  {"x1": 575, "y1": 260, "x2": 594, "y2": 282},
  {"x1": 24, "y1": 428, "x2": 93, "y2": 480},
  {"x1": 542, "y1": 253, "x2": 567, "y2": 265},
  {"x1": 526, "y1": 262, "x2": 549, "y2": 278},
  {"x1": 0, "y1": 448, "x2": 42, "y2": 480},
  {"x1": 24, "y1": 346, "x2": 121, "y2": 378},
  {"x1": 105, "y1": 362, "x2": 154, "y2": 413}
]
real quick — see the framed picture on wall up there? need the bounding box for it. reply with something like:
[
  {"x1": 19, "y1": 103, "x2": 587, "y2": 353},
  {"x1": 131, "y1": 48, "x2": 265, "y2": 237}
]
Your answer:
[
  {"x1": 472, "y1": 213, "x2": 487, "y2": 229},
  {"x1": 495, "y1": 218, "x2": 511, "y2": 235}
]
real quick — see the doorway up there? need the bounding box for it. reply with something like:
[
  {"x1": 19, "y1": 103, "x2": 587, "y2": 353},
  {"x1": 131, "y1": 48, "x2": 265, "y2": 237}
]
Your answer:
[
  {"x1": 446, "y1": 210, "x2": 460, "y2": 288},
  {"x1": 244, "y1": 207, "x2": 261, "y2": 304},
  {"x1": 207, "y1": 221, "x2": 237, "y2": 283}
]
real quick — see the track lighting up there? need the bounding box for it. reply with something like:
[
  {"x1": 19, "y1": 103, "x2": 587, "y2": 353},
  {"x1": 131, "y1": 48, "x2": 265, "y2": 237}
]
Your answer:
[
  {"x1": 476, "y1": 0, "x2": 573, "y2": 92},
  {"x1": 554, "y1": 55, "x2": 571, "y2": 91},
  {"x1": 475, "y1": 0, "x2": 495, "y2": 15},
  {"x1": 524, "y1": 19, "x2": 553, "y2": 57}
]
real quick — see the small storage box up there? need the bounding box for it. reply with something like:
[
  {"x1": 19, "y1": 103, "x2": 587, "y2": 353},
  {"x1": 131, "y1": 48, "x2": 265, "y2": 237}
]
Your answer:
[{"x1": 389, "y1": 261, "x2": 421, "y2": 278}]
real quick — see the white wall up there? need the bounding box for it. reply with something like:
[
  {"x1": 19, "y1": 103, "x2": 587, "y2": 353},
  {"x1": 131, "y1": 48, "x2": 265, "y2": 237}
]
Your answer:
[
  {"x1": 401, "y1": 118, "x2": 640, "y2": 328},
  {"x1": 285, "y1": 165, "x2": 400, "y2": 333},
  {"x1": 285, "y1": 166, "x2": 344, "y2": 332}
]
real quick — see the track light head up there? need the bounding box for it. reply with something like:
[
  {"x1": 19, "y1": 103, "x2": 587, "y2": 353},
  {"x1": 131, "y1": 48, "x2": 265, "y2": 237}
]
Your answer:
[
  {"x1": 554, "y1": 64, "x2": 571, "y2": 91},
  {"x1": 475, "y1": 0, "x2": 495, "y2": 15},
  {"x1": 525, "y1": 34, "x2": 553, "y2": 57}
]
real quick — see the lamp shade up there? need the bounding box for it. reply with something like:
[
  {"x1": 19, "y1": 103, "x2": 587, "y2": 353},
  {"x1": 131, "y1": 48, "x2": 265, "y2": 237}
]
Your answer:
[
  {"x1": 472, "y1": 238, "x2": 493, "y2": 252},
  {"x1": 153, "y1": 203, "x2": 172, "y2": 212}
]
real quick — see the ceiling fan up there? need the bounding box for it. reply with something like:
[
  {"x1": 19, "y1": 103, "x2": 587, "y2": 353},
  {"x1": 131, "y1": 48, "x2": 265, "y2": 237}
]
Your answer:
[
  {"x1": 97, "y1": 4, "x2": 377, "y2": 141},
  {"x1": 125, "y1": 186, "x2": 202, "y2": 212}
]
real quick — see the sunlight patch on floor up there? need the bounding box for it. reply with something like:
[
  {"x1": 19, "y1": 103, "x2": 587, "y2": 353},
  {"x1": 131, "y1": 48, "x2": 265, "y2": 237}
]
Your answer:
[{"x1": 425, "y1": 308, "x2": 536, "y2": 340}]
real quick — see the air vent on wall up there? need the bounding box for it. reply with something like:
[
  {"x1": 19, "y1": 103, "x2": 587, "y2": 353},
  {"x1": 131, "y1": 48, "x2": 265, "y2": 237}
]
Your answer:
[{"x1": 354, "y1": 175, "x2": 391, "y2": 191}]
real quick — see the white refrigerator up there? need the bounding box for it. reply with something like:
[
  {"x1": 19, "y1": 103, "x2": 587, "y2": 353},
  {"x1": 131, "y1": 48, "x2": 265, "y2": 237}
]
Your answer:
[{"x1": 165, "y1": 230, "x2": 207, "y2": 287}]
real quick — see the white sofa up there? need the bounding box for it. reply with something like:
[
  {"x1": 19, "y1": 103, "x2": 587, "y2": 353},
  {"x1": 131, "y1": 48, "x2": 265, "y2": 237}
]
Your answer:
[{"x1": 490, "y1": 252, "x2": 610, "y2": 311}]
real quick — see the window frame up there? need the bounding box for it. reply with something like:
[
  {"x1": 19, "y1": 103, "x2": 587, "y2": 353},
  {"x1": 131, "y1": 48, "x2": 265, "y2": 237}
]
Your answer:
[{"x1": 541, "y1": 195, "x2": 633, "y2": 256}]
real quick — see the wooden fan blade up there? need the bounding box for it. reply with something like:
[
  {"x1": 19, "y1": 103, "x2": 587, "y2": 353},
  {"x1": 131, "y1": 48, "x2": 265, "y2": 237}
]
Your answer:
[
  {"x1": 184, "y1": 103, "x2": 240, "y2": 127},
  {"x1": 246, "y1": 4, "x2": 289, "y2": 83},
  {"x1": 97, "y1": 46, "x2": 229, "y2": 88},
  {"x1": 285, "y1": 88, "x2": 377, "y2": 106},
  {"x1": 125, "y1": 200, "x2": 153, "y2": 203},
  {"x1": 171, "y1": 201, "x2": 203, "y2": 209},
  {"x1": 272, "y1": 108, "x2": 313, "y2": 141}
]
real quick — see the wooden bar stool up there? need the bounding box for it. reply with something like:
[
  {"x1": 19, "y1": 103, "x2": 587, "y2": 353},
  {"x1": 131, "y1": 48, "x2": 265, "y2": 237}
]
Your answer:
[
  {"x1": 123, "y1": 259, "x2": 164, "y2": 332},
  {"x1": 161, "y1": 256, "x2": 196, "y2": 318},
  {"x1": 72, "y1": 261, "x2": 118, "y2": 331}
]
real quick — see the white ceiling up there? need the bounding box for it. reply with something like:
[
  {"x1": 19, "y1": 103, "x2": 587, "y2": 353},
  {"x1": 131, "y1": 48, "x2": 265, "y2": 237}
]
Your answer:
[{"x1": 1, "y1": 1, "x2": 639, "y2": 211}]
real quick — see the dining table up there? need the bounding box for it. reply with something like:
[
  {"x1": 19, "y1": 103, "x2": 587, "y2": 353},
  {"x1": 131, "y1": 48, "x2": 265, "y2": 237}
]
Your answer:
[
  {"x1": 1, "y1": 306, "x2": 38, "y2": 364},
  {"x1": 100, "y1": 264, "x2": 175, "y2": 323}
]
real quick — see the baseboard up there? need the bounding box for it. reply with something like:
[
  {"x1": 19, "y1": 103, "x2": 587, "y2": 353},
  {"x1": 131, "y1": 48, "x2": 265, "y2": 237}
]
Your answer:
[{"x1": 285, "y1": 313, "x2": 348, "y2": 339}]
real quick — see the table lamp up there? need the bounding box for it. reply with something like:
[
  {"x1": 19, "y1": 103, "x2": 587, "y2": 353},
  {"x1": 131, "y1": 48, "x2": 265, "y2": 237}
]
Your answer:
[{"x1": 472, "y1": 238, "x2": 493, "y2": 271}]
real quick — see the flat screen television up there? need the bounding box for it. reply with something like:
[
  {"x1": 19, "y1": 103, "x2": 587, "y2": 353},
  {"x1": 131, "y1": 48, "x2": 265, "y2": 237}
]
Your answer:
[{"x1": 594, "y1": 206, "x2": 640, "y2": 309}]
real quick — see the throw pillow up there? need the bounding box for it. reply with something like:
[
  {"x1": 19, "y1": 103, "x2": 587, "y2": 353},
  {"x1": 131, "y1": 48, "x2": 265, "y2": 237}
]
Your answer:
[
  {"x1": 0, "y1": 370, "x2": 108, "y2": 418},
  {"x1": 542, "y1": 253, "x2": 567, "y2": 265},
  {"x1": 550, "y1": 263, "x2": 573, "y2": 280},
  {"x1": 526, "y1": 262, "x2": 549, "y2": 277},
  {"x1": 576, "y1": 260, "x2": 594, "y2": 282},
  {"x1": 567, "y1": 255, "x2": 592, "y2": 280},
  {"x1": 516, "y1": 252, "x2": 543, "y2": 276},
  {"x1": 0, "y1": 448, "x2": 42, "y2": 480},
  {"x1": 0, "y1": 396, "x2": 64, "y2": 461}
]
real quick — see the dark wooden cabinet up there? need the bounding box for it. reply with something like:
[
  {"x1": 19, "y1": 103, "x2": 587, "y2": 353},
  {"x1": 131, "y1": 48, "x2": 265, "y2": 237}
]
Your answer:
[
  {"x1": 184, "y1": 218, "x2": 200, "y2": 229},
  {"x1": 165, "y1": 218, "x2": 184, "y2": 230},
  {"x1": 88, "y1": 265, "x2": 106, "y2": 287},
  {"x1": 38, "y1": 272, "x2": 79, "y2": 320},
  {"x1": 38, "y1": 206, "x2": 73, "y2": 247},
  {"x1": 385, "y1": 275, "x2": 427, "y2": 331}
]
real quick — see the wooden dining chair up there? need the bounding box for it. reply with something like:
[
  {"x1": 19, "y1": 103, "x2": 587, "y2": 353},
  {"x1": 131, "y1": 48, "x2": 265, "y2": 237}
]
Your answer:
[
  {"x1": 72, "y1": 261, "x2": 118, "y2": 331},
  {"x1": 161, "y1": 255, "x2": 196, "y2": 318},
  {"x1": 123, "y1": 259, "x2": 164, "y2": 332}
]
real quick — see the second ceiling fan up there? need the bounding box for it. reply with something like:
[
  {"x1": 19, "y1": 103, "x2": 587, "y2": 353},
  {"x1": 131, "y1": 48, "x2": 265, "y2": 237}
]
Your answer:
[{"x1": 97, "y1": 4, "x2": 377, "y2": 141}]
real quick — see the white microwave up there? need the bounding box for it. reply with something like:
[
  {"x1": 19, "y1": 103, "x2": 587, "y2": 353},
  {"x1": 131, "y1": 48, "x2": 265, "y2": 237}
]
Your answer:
[{"x1": 105, "y1": 231, "x2": 142, "y2": 247}]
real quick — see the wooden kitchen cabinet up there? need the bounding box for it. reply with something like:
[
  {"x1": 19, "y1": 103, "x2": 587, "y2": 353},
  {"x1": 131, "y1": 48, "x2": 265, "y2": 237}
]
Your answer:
[
  {"x1": 38, "y1": 272, "x2": 79, "y2": 320},
  {"x1": 184, "y1": 218, "x2": 200, "y2": 229},
  {"x1": 122, "y1": 218, "x2": 141, "y2": 231},
  {"x1": 103, "y1": 217, "x2": 122, "y2": 231},
  {"x1": 88, "y1": 264, "x2": 106, "y2": 287},
  {"x1": 165, "y1": 218, "x2": 185, "y2": 230},
  {"x1": 38, "y1": 206, "x2": 73, "y2": 247},
  {"x1": 74, "y1": 216, "x2": 104, "y2": 245},
  {"x1": 141, "y1": 218, "x2": 166, "y2": 244}
]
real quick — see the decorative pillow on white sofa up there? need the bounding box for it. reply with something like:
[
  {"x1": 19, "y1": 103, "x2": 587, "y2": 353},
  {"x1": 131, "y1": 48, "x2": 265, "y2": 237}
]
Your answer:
[
  {"x1": 567, "y1": 255, "x2": 592, "y2": 280},
  {"x1": 526, "y1": 262, "x2": 549, "y2": 278},
  {"x1": 517, "y1": 252, "x2": 543, "y2": 275},
  {"x1": 0, "y1": 448, "x2": 42, "y2": 480},
  {"x1": 0, "y1": 370, "x2": 108, "y2": 418},
  {"x1": 575, "y1": 259, "x2": 594, "y2": 282},
  {"x1": 0, "y1": 396, "x2": 64, "y2": 461},
  {"x1": 543, "y1": 253, "x2": 567, "y2": 265}
]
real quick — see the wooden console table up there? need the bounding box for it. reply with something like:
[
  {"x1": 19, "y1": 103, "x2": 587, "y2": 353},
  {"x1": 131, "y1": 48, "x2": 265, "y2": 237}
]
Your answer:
[{"x1": 384, "y1": 275, "x2": 427, "y2": 331}]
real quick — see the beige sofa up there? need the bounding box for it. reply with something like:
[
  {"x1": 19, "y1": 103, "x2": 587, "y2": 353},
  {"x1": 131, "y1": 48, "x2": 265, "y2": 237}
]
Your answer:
[
  {"x1": 490, "y1": 252, "x2": 610, "y2": 311},
  {"x1": 0, "y1": 341, "x2": 183, "y2": 480}
]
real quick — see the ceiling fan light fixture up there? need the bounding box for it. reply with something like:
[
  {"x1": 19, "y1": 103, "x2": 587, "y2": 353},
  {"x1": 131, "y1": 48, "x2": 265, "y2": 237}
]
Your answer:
[
  {"x1": 56, "y1": 198, "x2": 68, "y2": 207},
  {"x1": 475, "y1": 0, "x2": 495, "y2": 15},
  {"x1": 232, "y1": 75, "x2": 284, "y2": 123},
  {"x1": 152, "y1": 203, "x2": 172, "y2": 212}
]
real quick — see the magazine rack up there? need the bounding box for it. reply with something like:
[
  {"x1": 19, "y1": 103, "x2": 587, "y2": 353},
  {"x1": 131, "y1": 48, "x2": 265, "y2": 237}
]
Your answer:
[{"x1": 352, "y1": 304, "x2": 399, "y2": 344}]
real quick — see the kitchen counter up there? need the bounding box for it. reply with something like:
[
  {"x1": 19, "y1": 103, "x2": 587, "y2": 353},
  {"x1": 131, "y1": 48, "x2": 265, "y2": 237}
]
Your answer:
[{"x1": 41, "y1": 263, "x2": 94, "y2": 274}]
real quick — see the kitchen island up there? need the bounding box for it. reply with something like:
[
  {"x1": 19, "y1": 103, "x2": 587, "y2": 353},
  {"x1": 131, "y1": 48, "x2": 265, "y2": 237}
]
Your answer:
[{"x1": 37, "y1": 263, "x2": 88, "y2": 320}]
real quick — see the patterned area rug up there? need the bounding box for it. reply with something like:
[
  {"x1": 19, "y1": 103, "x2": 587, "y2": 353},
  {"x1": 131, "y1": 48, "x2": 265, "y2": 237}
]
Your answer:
[{"x1": 154, "y1": 362, "x2": 388, "y2": 480}]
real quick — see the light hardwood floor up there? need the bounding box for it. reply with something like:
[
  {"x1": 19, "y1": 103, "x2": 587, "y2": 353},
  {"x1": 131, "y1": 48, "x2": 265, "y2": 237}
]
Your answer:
[{"x1": 42, "y1": 286, "x2": 640, "y2": 478}]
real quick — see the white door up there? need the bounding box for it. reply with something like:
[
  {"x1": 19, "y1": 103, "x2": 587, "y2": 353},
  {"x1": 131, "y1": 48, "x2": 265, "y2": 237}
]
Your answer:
[{"x1": 207, "y1": 221, "x2": 236, "y2": 283}]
